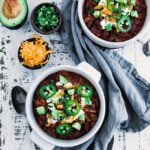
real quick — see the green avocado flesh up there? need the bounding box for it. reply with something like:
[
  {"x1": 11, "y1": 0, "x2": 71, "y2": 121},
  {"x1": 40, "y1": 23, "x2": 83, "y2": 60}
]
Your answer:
[{"x1": 0, "y1": 0, "x2": 28, "y2": 28}]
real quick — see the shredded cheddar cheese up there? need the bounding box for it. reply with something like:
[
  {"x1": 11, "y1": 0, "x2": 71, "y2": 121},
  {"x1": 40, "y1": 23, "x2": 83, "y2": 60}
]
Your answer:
[
  {"x1": 94, "y1": 5, "x2": 103, "y2": 10},
  {"x1": 61, "y1": 116, "x2": 78, "y2": 124},
  {"x1": 19, "y1": 35, "x2": 55, "y2": 68},
  {"x1": 64, "y1": 84, "x2": 80, "y2": 89},
  {"x1": 46, "y1": 114, "x2": 53, "y2": 127},
  {"x1": 53, "y1": 90, "x2": 65, "y2": 98},
  {"x1": 101, "y1": 7, "x2": 112, "y2": 16},
  {"x1": 56, "y1": 104, "x2": 64, "y2": 109},
  {"x1": 108, "y1": 18, "x2": 116, "y2": 23}
]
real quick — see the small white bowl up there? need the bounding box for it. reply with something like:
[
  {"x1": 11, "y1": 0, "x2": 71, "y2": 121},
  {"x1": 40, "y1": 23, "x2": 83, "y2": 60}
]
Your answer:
[
  {"x1": 26, "y1": 62, "x2": 105, "y2": 148},
  {"x1": 78, "y1": 0, "x2": 150, "y2": 48}
]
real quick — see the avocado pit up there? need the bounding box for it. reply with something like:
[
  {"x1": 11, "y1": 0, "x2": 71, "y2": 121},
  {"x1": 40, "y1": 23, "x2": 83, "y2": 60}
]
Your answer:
[{"x1": 3, "y1": 0, "x2": 22, "y2": 18}]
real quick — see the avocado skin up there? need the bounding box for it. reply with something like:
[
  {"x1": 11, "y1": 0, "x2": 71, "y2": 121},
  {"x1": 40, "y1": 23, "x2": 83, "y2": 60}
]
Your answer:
[
  {"x1": 2, "y1": 9, "x2": 28, "y2": 30},
  {"x1": 0, "y1": 0, "x2": 28, "y2": 29}
]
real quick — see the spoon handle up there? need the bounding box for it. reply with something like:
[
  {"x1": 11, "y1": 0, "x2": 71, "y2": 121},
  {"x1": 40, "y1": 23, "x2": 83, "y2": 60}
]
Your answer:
[
  {"x1": 30, "y1": 140, "x2": 37, "y2": 150},
  {"x1": 143, "y1": 41, "x2": 150, "y2": 56}
]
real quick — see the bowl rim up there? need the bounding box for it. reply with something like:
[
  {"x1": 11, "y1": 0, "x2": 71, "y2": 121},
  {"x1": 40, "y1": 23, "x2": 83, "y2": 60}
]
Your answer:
[
  {"x1": 78, "y1": 0, "x2": 149, "y2": 47},
  {"x1": 26, "y1": 65, "x2": 106, "y2": 147},
  {"x1": 31, "y1": 3, "x2": 62, "y2": 35}
]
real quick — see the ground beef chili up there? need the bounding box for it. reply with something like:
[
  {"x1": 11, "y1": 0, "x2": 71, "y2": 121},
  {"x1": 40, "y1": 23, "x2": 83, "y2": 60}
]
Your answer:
[
  {"x1": 83, "y1": 0, "x2": 147, "y2": 42},
  {"x1": 33, "y1": 71, "x2": 100, "y2": 139}
]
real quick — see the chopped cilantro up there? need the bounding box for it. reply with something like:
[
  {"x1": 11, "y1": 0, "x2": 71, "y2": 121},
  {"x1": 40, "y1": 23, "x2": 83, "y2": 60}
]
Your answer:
[{"x1": 105, "y1": 24, "x2": 113, "y2": 31}]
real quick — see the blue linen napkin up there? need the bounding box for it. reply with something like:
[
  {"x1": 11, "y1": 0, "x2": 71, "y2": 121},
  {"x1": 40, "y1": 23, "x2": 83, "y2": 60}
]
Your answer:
[{"x1": 55, "y1": 0, "x2": 150, "y2": 149}]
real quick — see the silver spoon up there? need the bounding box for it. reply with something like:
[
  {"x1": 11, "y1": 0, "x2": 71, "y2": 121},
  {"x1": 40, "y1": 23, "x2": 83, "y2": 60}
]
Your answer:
[
  {"x1": 143, "y1": 40, "x2": 150, "y2": 56},
  {"x1": 11, "y1": 86, "x2": 26, "y2": 115},
  {"x1": 11, "y1": 86, "x2": 37, "y2": 150}
]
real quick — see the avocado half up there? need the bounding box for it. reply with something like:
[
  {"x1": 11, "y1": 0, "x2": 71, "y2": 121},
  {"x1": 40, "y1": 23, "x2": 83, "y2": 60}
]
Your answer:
[{"x1": 0, "y1": 0, "x2": 28, "y2": 29}]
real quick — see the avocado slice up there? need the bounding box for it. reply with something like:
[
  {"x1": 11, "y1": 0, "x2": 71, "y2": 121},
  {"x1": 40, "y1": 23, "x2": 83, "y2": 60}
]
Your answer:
[
  {"x1": 0, "y1": 0, "x2": 28, "y2": 29},
  {"x1": 72, "y1": 122, "x2": 82, "y2": 131},
  {"x1": 59, "y1": 75, "x2": 69, "y2": 85}
]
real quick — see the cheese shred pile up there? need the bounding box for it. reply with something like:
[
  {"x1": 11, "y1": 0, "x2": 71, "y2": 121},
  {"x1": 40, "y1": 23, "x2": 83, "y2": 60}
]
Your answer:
[{"x1": 19, "y1": 35, "x2": 55, "y2": 68}]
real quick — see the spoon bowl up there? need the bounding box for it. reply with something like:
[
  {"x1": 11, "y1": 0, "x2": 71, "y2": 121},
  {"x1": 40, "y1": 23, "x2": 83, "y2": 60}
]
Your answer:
[
  {"x1": 11, "y1": 86, "x2": 27, "y2": 115},
  {"x1": 143, "y1": 40, "x2": 150, "y2": 56}
]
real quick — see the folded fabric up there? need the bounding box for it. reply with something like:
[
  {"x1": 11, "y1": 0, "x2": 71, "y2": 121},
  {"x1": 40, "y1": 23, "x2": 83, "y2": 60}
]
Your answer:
[{"x1": 55, "y1": 0, "x2": 150, "y2": 150}]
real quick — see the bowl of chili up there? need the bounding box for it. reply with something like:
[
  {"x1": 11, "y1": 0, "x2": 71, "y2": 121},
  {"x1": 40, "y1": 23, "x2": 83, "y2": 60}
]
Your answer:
[
  {"x1": 78, "y1": 0, "x2": 150, "y2": 48},
  {"x1": 26, "y1": 62, "x2": 105, "y2": 147},
  {"x1": 31, "y1": 3, "x2": 62, "y2": 34}
]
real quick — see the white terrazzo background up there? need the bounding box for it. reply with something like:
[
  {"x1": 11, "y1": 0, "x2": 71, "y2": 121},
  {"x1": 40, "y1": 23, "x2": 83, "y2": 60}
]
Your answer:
[{"x1": 0, "y1": 0, "x2": 150, "y2": 150}]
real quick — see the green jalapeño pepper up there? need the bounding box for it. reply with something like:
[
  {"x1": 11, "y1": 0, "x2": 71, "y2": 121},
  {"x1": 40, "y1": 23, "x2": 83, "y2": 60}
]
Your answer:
[
  {"x1": 117, "y1": 15, "x2": 132, "y2": 33},
  {"x1": 107, "y1": 0, "x2": 122, "y2": 12},
  {"x1": 64, "y1": 100, "x2": 81, "y2": 116},
  {"x1": 56, "y1": 123, "x2": 72, "y2": 135},
  {"x1": 77, "y1": 85, "x2": 94, "y2": 97},
  {"x1": 94, "y1": 0, "x2": 100, "y2": 3},
  {"x1": 39, "y1": 84, "x2": 57, "y2": 100}
]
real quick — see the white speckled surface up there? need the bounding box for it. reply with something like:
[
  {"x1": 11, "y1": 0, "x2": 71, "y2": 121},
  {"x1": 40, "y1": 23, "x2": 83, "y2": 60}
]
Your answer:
[{"x1": 0, "y1": 0, "x2": 150, "y2": 150}]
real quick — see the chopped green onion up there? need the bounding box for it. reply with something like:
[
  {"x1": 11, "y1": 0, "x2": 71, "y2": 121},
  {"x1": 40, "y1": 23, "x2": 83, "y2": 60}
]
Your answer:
[
  {"x1": 35, "y1": 5, "x2": 60, "y2": 31},
  {"x1": 105, "y1": 24, "x2": 113, "y2": 32}
]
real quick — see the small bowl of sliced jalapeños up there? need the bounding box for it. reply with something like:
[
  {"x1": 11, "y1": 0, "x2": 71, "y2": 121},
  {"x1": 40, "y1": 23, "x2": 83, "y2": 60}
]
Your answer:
[{"x1": 31, "y1": 3, "x2": 62, "y2": 34}]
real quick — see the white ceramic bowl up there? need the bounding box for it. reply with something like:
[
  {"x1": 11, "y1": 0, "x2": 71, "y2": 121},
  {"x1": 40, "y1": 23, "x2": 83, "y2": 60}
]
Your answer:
[
  {"x1": 78, "y1": 0, "x2": 150, "y2": 48},
  {"x1": 26, "y1": 62, "x2": 105, "y2": 148}
]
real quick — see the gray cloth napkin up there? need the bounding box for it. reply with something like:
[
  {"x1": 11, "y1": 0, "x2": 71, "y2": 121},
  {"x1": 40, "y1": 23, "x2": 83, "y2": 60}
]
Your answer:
[{"x1": 55, "y1": 0, "x2": 150, "y2": 150}]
